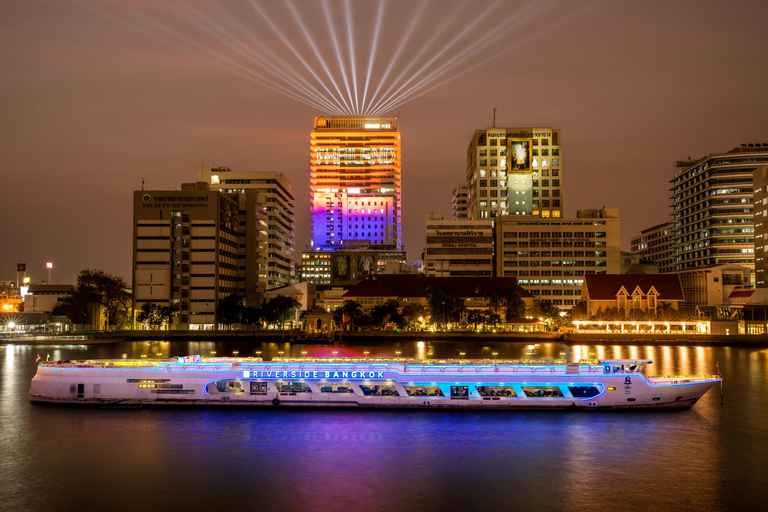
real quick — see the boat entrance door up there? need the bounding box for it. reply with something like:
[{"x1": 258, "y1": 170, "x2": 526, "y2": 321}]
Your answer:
[{"x1": 451, "y1": 386, "x2": 469, "y2": 400}]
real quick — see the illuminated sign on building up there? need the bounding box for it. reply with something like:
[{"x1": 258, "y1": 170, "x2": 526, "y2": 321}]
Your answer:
[
  {"x1": 243, "y1": 370, "x2": 386, "y2": 380},
  {"x1": 507, "y1": 138, "x2": 532, "y2": 173},
  {"x1": 315, "y1": 148, "x2": 396, "y2": 166}
]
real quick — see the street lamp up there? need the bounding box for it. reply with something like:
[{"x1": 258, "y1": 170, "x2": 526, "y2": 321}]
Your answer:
[
  {"x1": 442, "y1": 301, "x2": 446, "y2": 328},
  {"x1": 492, "y1": 352, "x2": 498, "y2": 360},
  {"x1": 363, "y1": 350, "x2": 370, "y2": 357}
]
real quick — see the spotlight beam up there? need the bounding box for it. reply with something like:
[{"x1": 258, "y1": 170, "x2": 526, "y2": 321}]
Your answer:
[
  {"x1": 368, "y1": 0, "x2": 506, "y2": 114},
  {"x1": 360, "y1": 0, "x2": 386, "y2": 115},
  {"x1": 248, "y1": 0, "x2": 351, "y2": 114},
  {"x1": 344, "y1": 0, "x2": 360, "y2": 114},
  {"x1": 283, "y1": 0, "x2": 354, "y2": 114},
  {"x1": 363, "y1": 0, "x2": 429, "y2": 115},
  {"x1": 380, "y1": 3, "x2": 591, "y2": 113},
  {"x1": 168, "y1": 0, "x2": 345, "y2": 114},
  {"x1": 107, "y1": 0, "x2": 341, "y2": 113},
  {"x1": 321, "y1": 0, "x2": 355, "y2": 115}
]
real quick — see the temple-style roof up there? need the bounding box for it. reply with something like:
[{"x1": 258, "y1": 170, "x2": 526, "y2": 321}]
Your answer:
[
  {"x1": 583, "y1": 274, "x2": 684, "y2": 301},
  {"x1": 343, "y1": 275, "x2": 532, "y2": 299}
]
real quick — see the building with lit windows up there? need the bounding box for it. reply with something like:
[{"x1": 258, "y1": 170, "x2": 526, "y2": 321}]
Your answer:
[
  {"x1": 670, "y1": 144, "x2": 768, "y2": 278},
  {"x1": 423, "y1": 214, "x2": 494, "y2": 277},
  {"x1": 630, "y1": 221, "x2": 675, "y2": 273},
  {"x1": 495, "y1": 208, "x2": 621, "y2": 309},
  {"x1": 751, "y1": 164, "x2": 768, "y2": 287},
  {"x1": 466, "y1": 127, "x2": 562, "y2": 220},
  {"x1": 197, "y1": 166, "x2": 296, "y2": 295},
  {"x1": 451, "y1": 184, "x2": 468, "y2": 220},
  {"x1": 300, "y1": 242, "x2": 406, "y2": 286},
  {"x1": 310, "y1": 116, "x2": 401, "y2": 250},
  {"x1": 132, "y1": 182, "x2": 240, "y2": 329}
]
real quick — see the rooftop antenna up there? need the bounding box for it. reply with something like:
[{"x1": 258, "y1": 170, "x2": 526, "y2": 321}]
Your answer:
[{"x1": 493, "y1": 105, "x2": 496, "y2": 128}]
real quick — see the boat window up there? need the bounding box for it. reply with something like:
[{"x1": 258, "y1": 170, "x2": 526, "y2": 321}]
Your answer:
[
  {"x1": 450, "y1": 386, "x2": 469, "y2": 399},
  {"x1": 250, "y1": 382, "x2": 267, "y2": 395},
  {"x1": 567, "y1": 386, "x2": 600, "y2": 398},
  {"x1": 626, "y1": 364, "x2": 638, "y2": 372},
  {"x1": 476, "y1": 386, "x2": 516, "y2": 397},
  {"x1": 215, "y1": 381, "x2": 244, "y2": 393},
  {"x1": 522, "y1": 386, "x2": 564, "y2": 397},
  {"x1": 360, "y1": 385, "x2": 399, "y2": 396},
  {"x1": 275, "y1": 382, "x2": 312, "y2": 393},
  {"x1": 319, "y1": 383, "x2": 354, "y2": 393},
  {"x1": 404, "y1": 385, "x2": 444, "y2": 397},
  {"x1": 612, "y1": 365, "x2": 624, "y2": 373},
  {"x1": 627, "y1": 398, "x2": 636, "y2": 402}
]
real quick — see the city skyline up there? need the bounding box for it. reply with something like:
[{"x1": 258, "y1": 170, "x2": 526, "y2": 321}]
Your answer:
[{"x1": 1, "y1": 0, "x2": 767, "y2": 283}]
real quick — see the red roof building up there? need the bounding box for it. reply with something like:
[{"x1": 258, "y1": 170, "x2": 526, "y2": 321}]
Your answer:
[{"x1": 580, "y1": 274, "x2": 685, "y2": 317}]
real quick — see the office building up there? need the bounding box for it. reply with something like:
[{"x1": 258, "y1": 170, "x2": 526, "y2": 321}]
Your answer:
[
  {"x1": 670, "y1": 143, "x2": 768, "y2": 277},
  {"x1": 495, "y1": 207, "x2": 621, "y2": 308},
  {"x1": 309, "y1": 116, "x2": 402, "y2": 250},
  {"x1": 197, "y1": 166, "x2": 296, "y2": 296},
  {"x1": 452, "y1": 184, "x2": 468, "y2": 220},
  {"x1": 752, "y1": 164, "x2": 768, "y2": 286},
  {"x1": 132, "y1": 182, "x2": 239, "y2": 329},
  {"x1": 300, "y1": 241, "x2": 406, "y2": 286},
  {"x1": 466, "y1": 127, "x2": 563, "y2": 220},
  {"x1": 423, "y1": 214, "x2": 494, "y2": 277},
  {"x1": 630, "y1": 221, "x2": 675, "y2": 273}
]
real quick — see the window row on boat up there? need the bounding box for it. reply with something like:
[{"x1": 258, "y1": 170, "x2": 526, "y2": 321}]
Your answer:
[{"x1": 206, "y1": 380, "x2": 603, "y2": 399}]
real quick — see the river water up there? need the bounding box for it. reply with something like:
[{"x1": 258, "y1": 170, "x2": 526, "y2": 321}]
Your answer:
[{"x1": 1, "y1": 339, "x2": 766, "y2": 512}]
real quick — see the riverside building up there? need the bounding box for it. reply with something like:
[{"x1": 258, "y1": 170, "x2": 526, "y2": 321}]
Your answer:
[
  {"x1": 630, "y1": 221, "x2": 675, "y2": 273},
  {"x1": 670, "y1": 144, "x2": 768, "y2": 279},
  {"x1": 309, "y1": 116, "x2": 402, "y2": 250},
  {"x1": 452, "y1": 184, "x2": 468, "y2": 220},
  {"x1": 751, "y1": 164, "x2": 768, "y2": 287},
  {"x1": 132, "y1": 182, "x2": 239, "y2": 329},
  {"x1": 423, "y1": 214, "x2": 494, "y2": 277},
  {"x1": 495, "y1": 208, "x2": 621, "y2": 309},
  {"x1": 197, "y1": 166, "x2": 296, "y2": 296},
  {"x1": 466, "y1": 127, "x2": 563, "y2": 220}
]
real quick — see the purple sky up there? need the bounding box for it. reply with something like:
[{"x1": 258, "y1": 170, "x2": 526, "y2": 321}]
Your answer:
[{"x1": 1, "y1": 0, "x2": 767, "y2": 285}]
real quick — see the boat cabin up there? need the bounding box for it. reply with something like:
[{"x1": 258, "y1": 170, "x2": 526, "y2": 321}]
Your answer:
[{"x1": 601, "y1": 360, "x2": 651, "y2": 374}]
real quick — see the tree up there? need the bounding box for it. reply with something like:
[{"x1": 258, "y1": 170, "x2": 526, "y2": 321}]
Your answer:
[
  {"x1": 263, "y1": 295, "x2": 301, "y2": 329},
  {"x1": 371, "y1": 299, "x2": 400, "y2": 328},
  {"x1": 217, "y1": 294, "x2": 245, "y2": 328},
  {"x1": 242, "y1": 306, "x2": 264, "y2": 327},
  {"x1": 467, "y1": 310, "x2": 485, "y2": 329},
  {"x1": 136, "y1": 303, "x2": 164, "y2": 330},
  {"x1": 401, "y1": 304, "x2": 426, "y2": 330},
  {"x1": 55, "y1": 269, "x2": 131, "y2": 328},
  {"x1": 425, "y1": 285, "x2": 463, "y2": 328},
  {"x1": 340, "y1": 300, "x2": 363, "y2": 330},
  {"x1": 534, "y1": 299, "x2": 564, "y2": 331}
]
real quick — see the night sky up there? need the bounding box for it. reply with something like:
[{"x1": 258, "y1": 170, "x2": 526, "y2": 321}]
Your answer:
[{"x1": 2, "y1": 0, "x2": 767, "y2": 285}]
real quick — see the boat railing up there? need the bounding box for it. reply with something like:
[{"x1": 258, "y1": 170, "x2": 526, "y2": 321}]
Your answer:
[{"x1": 647, "y1": 375, "x2": 721, "y2": 384}]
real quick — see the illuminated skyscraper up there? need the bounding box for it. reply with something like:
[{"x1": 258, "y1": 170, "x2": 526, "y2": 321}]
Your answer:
[
  {"x1": 466, "y1": 127, "x2": 563, "y2": 219},
  {"x1": 309, "y1": 116, "x2": 402, "y2": 250}
]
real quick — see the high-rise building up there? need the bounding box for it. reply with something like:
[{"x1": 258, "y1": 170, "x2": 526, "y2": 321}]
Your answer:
[
  {"x1": 466, "y1": 127, "x2": 562, "y2": 220},
  {"x1": 495, "y1": 208, "x2": 621, "y2": 309},
  {"x1": 423, "y1": 213, "x2": 494, "y2": 277},
  {"x1": 630, "y1": 221, "x2": 675, "y2": 273},
  {"x1": 751, "y1": 164, "x2": 768, "y2": 286},
  {"x1": 309, "y1": 116, "x2": 402, "y2": 250},
  {"x1": 451, "y1": 184, "x2": 468, "y2": 220},
  {"x1": 197, "y1": 166, "x2": 296, "y2": 296},
  {"x1": 670, "y1": 144, "x2": 768, "y2": 278},
  {"x1": 132, "y1": 182, "x2": 239, "y2": 329}
]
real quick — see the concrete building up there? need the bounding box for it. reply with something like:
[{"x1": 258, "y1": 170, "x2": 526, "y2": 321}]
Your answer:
[
  {"x1": 300, "y1": 241, "x2": 407, "y2": 286},
  {"x1": 451, "y1": 184, "x2": 468, "y2": 220},
  {"x1": 197, "y1": 166, "x2": 296, "y2": 295},
  {"x1": 751, "y1": 165, "x2": 768, "y2": 287},
  {"x1": 423, "y1": 213, "x2": 494, "y2": 277},
  {"x1": 309, "y1": 116, "x2": 402, "y2": 250},
  {"x1": 670, "y1": 144, "x2": 768, "y2": 278},
  {"x1": 495, "y1": 207, "x2": 621, "y2": 309},
  {"x1": 672, "y1": 263, "x2": 752, "y2": 316},
  {"x1": 630, "y1": 221, "x2": 675, "y2": 273},
  {"x1": 23, "y1": 285, "x2": 74, "y2": 313},
  {"x1": 132, "y1": 182, "x2": 240, "y2": 329},
  {"x1": 466, "y1": 127, "x2": 562, "y2": 220}
]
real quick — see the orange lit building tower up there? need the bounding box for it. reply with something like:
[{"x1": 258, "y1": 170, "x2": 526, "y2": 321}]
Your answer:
[{"x1": 310, "y1": 116, "x2": 402, "y2": 250}]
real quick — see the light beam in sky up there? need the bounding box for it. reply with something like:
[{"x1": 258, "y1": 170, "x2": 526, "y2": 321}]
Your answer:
[{"x1": 107, "y1": 0, "x2": 591, "y2": 115}]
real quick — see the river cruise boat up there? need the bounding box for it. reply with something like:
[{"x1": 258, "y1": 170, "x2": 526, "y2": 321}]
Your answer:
[{"x1": 29, "y1": 356, "x2": 722, "y2": 410}]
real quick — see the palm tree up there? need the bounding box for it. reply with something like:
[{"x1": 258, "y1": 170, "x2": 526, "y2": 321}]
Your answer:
[{"x1": 340, "y1": 300, "x2": 363, "y2": 331}]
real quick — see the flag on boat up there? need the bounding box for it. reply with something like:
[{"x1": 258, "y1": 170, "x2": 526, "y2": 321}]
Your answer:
[
  {"x1": 35, "y1": 354, "x2": 41, "y2": 363},
  {"x1": 46, "y1": 354, "x2": 51, "y2": 361}
]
